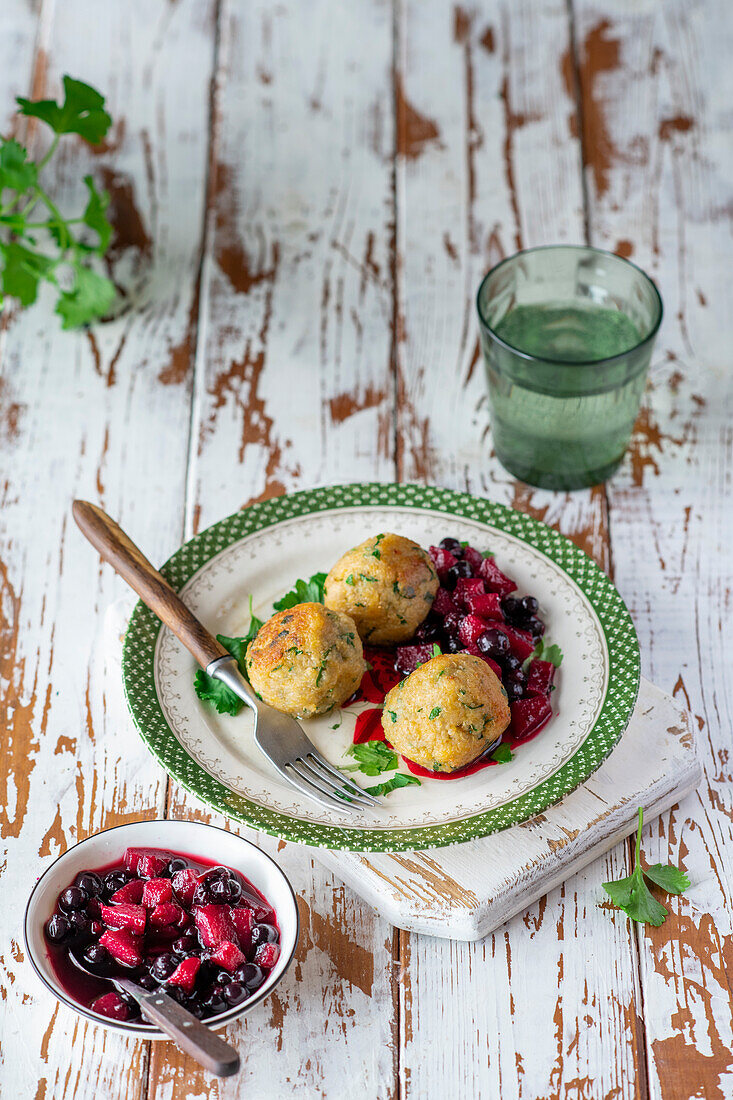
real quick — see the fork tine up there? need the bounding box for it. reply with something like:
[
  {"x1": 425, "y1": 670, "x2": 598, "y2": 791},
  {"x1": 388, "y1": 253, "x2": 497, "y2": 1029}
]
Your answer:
[
  {"x1": 306, "y1": 753, "x2": 381, "y2": 807},
  {"x1": 291, "y1": 759, "x2": 370, "y2": 809},
  {"x1": 286, "y1": 762, "x2": 356, "y2": 813},
  {"x1": 300, "y1": 756, "x2": 376, "y2": 809},
  {"x1": 273, "y1": 761, "x2": 354, "y2": 814}
]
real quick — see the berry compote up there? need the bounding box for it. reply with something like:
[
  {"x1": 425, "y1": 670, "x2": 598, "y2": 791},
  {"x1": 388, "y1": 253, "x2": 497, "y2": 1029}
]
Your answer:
[
  {"x1": 44, "y1": 847, "x2": 282, "y2": 1024},
  {"x1": 348, "y1": 537, "x2": 559, "y2": 778}
]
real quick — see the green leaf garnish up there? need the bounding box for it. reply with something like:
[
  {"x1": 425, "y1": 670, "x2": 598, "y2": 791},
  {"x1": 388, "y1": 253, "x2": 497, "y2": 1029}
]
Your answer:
[
  {"x1": 344, "y1": 740, "x2": 398, "y2": 777},
  {"x1": 431, "y1": 642, "x2": 441, "y2": 658},
  {"x1": 364, "y1": 772, "x2": 421, "y2": 797},
  {"x1": 490, "y1": 743, "x2": 513, "y2": 764},
  {"x1": 345, "y1": 574, "x2": 355, "y2": 586},
  {"x1": 522, "y1": 637, "x2": 564, "y2": 673},
  {"x1": 428, "y1": 707, "x2": 441, "y2": 719},
  {"x1": 602, "y1": 807, "x2": 690, "y2": 926},
  {"x1": 481, "y1": 549, "x2": 495, "y2": 559},
  {"x1": 1, "y1": 76, "x2": 115, "y2": 328},
  {"x1": 193, "y1": 600, "x2": 262, "y2": 716},
  {"x1": 273, "y1": 571, "x2": 328, "y2": 610},
  {"x1": 192, "y1": 669, "x2": 241, "y2": 717}
]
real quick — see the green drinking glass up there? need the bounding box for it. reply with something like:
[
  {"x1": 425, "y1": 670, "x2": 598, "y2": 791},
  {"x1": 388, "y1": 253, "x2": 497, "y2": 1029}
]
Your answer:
[{"x1": 476, "y1": 245, "x2": 663, "y2": 490}]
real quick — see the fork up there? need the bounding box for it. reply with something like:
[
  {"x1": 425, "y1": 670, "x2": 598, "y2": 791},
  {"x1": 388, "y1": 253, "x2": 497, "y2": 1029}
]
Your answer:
[{"x1": 72, "y1": 501, "x2": 379, "y2": 814}]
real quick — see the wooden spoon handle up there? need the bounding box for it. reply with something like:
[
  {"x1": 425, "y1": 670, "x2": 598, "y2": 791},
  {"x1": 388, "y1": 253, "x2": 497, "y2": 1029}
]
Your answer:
[{"x1": 72, "y1": 500, "x2": 227, "y2": 670}]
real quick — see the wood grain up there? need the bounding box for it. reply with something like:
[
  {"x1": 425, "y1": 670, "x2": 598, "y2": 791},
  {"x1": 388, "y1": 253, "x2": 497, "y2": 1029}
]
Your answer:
[
  {"x1": 571, "y1": 2, "x2": 733, "y2": 1097},
  {"x1": 392, "y1": 2, "x2": 645, "y2": 1096},
  {"x1": 0, "y1": 2, "x2": 216, "y2": 1096},
  {"x1": 150, "y1": 2, "x2": 399, "y2": 1097},
  {"x1": 1, "y1": 0, "x2": 731, "y2": 1097},
  {"x1": 183, "y1": 0, "x2": 396, "y2": 533}
]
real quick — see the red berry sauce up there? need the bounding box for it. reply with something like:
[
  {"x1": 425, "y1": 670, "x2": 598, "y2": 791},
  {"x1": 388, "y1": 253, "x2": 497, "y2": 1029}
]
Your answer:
[
  {"x1": 347, "y1": 537, "x2": 558, "y2": 778},
  {"x1": 44, "y1": 847, "x2": 281, "y2": 1025}
]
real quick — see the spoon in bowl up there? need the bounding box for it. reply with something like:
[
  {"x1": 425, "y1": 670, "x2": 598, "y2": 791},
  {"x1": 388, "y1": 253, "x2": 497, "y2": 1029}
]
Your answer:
[{"x1": 69, "y1": 950, "x2": 240, "y2": 1077}]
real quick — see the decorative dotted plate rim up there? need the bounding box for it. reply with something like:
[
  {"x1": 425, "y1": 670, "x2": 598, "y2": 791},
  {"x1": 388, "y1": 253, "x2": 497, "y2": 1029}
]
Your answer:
[{"x1": 122, "y1": 483, "x2": 640, "y2": 852}]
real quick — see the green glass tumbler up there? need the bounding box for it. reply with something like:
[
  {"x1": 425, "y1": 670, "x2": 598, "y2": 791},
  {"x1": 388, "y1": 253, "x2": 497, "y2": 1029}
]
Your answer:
[{"x1": 476, "y1": 245, "x2": 663, "y2": 490}]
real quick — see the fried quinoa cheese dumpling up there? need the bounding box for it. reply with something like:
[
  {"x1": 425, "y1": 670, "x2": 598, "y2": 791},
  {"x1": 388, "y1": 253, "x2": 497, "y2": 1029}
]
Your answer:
[
  {"x1": 245, "y1": 602, "x2": 365, "y2": 719},
  {"x1": 382, "y1": 653, "x2": 510, "y2": 772},
  {"x1": 324, "y1": 533, "x2": 439, "y2": 645}
]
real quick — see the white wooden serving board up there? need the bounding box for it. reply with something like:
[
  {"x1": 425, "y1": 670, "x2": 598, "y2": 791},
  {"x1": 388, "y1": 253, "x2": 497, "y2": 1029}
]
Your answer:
[{"x1": 316, "y1": 678, "x2": 701, "y2": 941}]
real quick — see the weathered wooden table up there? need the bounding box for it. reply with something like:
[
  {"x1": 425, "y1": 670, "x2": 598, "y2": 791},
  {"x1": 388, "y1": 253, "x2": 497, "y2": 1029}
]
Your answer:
[{"x1": 2, "y1": 2, "x2": 730, "y2": 1097}]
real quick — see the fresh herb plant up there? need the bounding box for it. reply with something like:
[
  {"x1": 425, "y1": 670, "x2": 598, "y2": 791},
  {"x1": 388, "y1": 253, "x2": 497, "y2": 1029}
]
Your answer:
[
  {"x1": 0, "y1": 76, "x2": 116, "y2": 327},
  {"x1": 602, "y1": 807, "x2": 690, "y2": 926}
]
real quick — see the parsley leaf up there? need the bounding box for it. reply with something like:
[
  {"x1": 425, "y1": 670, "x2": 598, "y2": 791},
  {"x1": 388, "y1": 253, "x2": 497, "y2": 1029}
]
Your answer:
[
  {"x1": 17, "y1": 76, "x2": 112, "y2": 142},
  {"x1": 273, "y1": 571, "x2": 328, "y2": 611},
  {"x1": 602, "y1": 807, "x2": 689, "y2": 926},
  {"x1": 642, "y1": 863, "x2": 690, "y2": 895},
  {"x1": 0, "y1": 139, "x2": 37, "y2": 192},
  {"x1": 81, "y1": 175, "x2": 112, "y2": 253},
  {"x1": 490, "y1": 743, "x2": 514, "y2": 764},
  {"x1": 364, "y1": 772, "x2": 421, "y2": 797},
  {"x1": 192, "y1": 669, "x2": 242, "y2": 717},
  {"x1": 193, "y1": 601, "x2": 262, "y2": 716},
  {"x1": 217, "y1": 606, "x2": 262, "y2": 667},
  {"x1": 344, "y1": 740, "x2": 398, "y2": 777},
  {"x1": 428, "y1": 706, "x2": 441, "y2": 719},
  {"x1": 522, "y1": 637, "x2": 564, "y2": 673},
  {"x1": 481, "y1": 549, "x2": 495, "y2": 559},
  {"x1": 431, "y1": 642, "x2": 441, "y2": 658},
  {"x1": 55, "y1": 265, "x2": 115, "y2": 329},
  {"x1": 0, "y1": 242, "x2": 53, "y2": 306},
  {"x1": 1, "y1": 76, "x2": 116, "y2": 328}
]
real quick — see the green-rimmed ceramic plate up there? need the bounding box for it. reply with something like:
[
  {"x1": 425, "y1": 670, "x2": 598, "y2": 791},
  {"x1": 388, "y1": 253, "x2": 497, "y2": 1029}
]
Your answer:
[{"x1": 122, "y1": 483, "x2": 640, "y2": 852}]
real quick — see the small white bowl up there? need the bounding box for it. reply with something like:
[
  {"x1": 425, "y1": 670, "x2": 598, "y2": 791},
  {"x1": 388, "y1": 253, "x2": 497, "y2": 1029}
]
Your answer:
[{"x1": 24, "y1": 819, "x2": 299, "y2": 1039}]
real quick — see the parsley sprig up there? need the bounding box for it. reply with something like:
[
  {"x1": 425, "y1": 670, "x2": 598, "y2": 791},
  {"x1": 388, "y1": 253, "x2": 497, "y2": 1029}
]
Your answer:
[
  {"x1": 602, "y1": 807, "x2": 690, "y2": 926},
  {"x1": 522, "y1": 636, "x2": 564, "y2": 673},
  {"x1": 343, "y1": 739, "x2": 422, "y2": 797},
  {"x1": 343, "y1": 740, "x2": 397, "y2": 776},
  {"x1": 273, "y1": 571, "x2": 328, "y2": 611},
  {"x1": 365, "y1": 772, "x2": 420, "y2": 796},
  {"x1": 193, "y1": 599, "x2": 263, "y2": 716},
  {"x1": 1, "y1": 76, "x2": 116, "y2": 327}
]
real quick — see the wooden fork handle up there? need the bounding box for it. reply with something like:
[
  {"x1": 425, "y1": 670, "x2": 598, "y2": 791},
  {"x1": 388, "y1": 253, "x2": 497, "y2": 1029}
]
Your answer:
[{"x1": 72, "y1": 500, "x2": 227, "y2": 670}]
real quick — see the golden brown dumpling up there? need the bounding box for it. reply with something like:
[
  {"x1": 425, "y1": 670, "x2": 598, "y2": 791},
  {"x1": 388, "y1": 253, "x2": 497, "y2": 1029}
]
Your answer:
[
  {"x1": 382, "y1": 653, "x2": 510, "y2": 772},
  {"x1": 324, "y1": 533, "x2": 438, "y2": 644},
  {"x1": 246, "y1": 602, "x2": 365, "y2": 718}
]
